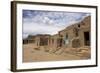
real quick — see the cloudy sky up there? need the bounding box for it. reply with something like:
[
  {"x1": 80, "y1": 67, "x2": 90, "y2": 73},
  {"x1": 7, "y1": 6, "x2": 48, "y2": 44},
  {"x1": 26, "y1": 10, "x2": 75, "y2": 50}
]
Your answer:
[{"x1": 22, "y1": 10, "x2": 90, "y2": 39}]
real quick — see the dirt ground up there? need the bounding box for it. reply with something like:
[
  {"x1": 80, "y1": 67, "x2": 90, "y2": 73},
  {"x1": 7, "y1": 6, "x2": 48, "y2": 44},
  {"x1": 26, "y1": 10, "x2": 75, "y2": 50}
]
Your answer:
[{"x1": 23, "y1": 44, "x2": 91, "y2": 62}]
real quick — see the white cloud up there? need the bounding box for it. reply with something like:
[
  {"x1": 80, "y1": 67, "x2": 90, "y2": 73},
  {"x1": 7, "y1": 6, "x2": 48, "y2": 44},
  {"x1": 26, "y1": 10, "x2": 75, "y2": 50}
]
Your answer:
[
  {"x1": 23, "y1": 10, "x2": 90, "y2": 38},
  {"x1": 23, "y1": 22, "x2": 65, "y2": 37}
]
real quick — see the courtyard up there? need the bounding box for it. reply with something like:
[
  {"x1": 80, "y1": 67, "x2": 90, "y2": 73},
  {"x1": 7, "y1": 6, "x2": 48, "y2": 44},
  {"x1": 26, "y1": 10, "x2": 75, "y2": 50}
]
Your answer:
[{"x1": 23, "y1": 44, "x2": 90, "y2": 62}]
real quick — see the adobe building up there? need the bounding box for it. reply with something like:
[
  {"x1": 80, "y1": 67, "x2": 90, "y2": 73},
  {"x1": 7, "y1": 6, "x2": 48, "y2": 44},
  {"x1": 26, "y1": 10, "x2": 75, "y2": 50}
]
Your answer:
[
  {"x1": 23, "y1": 35, "x2": 36, "y2": 44},
  {"x1": 23, "y1": 16, "x2": 91, "y2": 50},
  {"x1": 59, "y1": 16, "x2": 91, "y2": 48},
  {"x1": 48, "y1": 34, "x2": 63, "y2": 51},
  {"x1": 34, "y1": 34, "x2": 50, "y2": 47}
]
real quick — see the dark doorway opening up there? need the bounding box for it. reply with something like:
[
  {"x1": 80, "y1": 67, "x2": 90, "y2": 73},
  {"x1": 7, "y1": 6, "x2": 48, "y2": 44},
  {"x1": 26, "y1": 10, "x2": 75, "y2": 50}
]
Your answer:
[
  {"x1": 57, "y1": 38, "x2": 63, "y2": 47},
  {"x1": 84, "y1": 32, "x2": 90, "y2": 46}
]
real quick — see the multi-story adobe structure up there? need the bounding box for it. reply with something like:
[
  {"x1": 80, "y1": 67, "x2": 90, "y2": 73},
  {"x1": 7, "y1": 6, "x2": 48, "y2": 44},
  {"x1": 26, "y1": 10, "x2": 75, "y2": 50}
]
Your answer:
[{"x1": 59, "y1": 16, "x2": 90, "y2": 48}]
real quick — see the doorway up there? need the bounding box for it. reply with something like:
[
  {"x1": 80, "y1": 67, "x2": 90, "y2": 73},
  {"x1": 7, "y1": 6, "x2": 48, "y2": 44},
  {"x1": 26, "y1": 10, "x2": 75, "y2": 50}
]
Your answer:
[{"x1": 84, "y1": 31, "x2": 90, "y2": 46}]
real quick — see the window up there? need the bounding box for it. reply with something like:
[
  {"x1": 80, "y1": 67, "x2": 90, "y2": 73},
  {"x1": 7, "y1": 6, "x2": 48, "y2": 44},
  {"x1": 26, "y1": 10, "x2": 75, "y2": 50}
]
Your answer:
[{"x1": 78, "y1": 24, "x2": 80, "y2": 27}]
